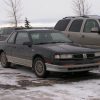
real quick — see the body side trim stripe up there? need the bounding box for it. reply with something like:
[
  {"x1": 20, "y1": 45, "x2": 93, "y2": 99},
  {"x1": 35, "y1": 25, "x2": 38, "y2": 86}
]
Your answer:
[{"x1": 7, "y1": 55, "x2": 32, "y2": 67}]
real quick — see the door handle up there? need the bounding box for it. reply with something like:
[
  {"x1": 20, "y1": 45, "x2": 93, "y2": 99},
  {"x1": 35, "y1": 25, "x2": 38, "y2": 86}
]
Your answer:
[
  {"x1": 13, "y1": 46, "x2": 16, "y2": 48},
  {"x1": 67, "y1": 34, "x2": 70, "y2": 38},
  {"x1": 8, "y1": 45, "x2": 16, "y2": 48},
  {"x1": 82, "y1": 35, "x2": 85, "y2": 38}
]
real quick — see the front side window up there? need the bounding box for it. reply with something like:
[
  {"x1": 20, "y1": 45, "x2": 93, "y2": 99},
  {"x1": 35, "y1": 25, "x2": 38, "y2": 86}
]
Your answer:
[
  {"x1": 30, "y1": 31, "x2": 72, "y2": 44},
  {"x1": 83, "y1": 19, "x2": 99, "y2": 33},
  {"x1": 15, "y1": 32, "x2": 30, "y2": 44},
  {"x1": 69, "y1": 19, "x2": 83, "y2": 32},
  {"x1": 54, "y1": 19, "x2": 70, "y2": 31}
]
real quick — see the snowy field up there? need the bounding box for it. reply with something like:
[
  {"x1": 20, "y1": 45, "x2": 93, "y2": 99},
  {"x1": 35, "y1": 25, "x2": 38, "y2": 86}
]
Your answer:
[{"x1": 0, "y1": 65, "x2": 100, "y2": 100}]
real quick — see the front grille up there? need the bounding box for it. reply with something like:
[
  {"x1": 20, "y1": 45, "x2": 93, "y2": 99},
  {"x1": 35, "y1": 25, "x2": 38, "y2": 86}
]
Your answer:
[
  {"x1": 73, "y1": 54, "x2": 83, "y2": 59},
  {"x1": 87, "y1": 54, "x2": 95, "y2": 58},
  {"x1": 73, "y1": 53, "x2": 95, "y2": 59}
]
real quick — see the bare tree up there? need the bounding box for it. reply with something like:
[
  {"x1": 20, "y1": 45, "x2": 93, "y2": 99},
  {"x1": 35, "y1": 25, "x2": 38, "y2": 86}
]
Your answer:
[
  {"x1": 72, "y1": 0, "x2": 91, "y2": 16},
  {"x1": 4, "y1": 0, "x2": 22, "y2": 27}
]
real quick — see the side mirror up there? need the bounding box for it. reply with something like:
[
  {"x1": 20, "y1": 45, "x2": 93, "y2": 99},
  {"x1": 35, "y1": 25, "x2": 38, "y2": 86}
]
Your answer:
[
  {"x1": 23, "y1": 42, "x2": 32, "y2": 47},
  {"x1": 91, "y1": 27, "x2": 100, "y2": 34}
]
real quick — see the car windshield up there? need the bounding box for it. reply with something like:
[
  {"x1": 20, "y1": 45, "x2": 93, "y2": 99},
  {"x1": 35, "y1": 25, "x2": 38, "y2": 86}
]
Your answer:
[{"x1": 30, "y1": 30, "x2": 72, "y2": 44}]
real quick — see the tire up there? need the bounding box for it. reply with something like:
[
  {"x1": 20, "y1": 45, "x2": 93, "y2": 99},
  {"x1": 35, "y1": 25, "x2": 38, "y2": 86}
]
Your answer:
[
  {"x1": 33, "y1": 57, "x2": 49, "y2": 78},
  {"x1": 0, "y1": 52, "x2": 10, "y2": 68},
  {"x1": 75, "y1": 70, "x2": 89, "y2": 75},
  {"x1": 80, "y1": 71, "x2": 89, "y2": 74}
]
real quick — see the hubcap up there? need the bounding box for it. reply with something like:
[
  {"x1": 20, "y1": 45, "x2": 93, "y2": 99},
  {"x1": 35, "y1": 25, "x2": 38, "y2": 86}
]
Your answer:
[{"x1": 35, "y1": 60, "x2": 44, "y2": 75}]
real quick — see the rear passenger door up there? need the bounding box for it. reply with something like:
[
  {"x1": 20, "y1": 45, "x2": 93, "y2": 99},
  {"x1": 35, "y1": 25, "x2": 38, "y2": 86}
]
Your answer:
[
  {"x1": 67, "y1": 19, "x2": 84, "y2": 44},
  {"x1": 81, "y1": 19, "x2": 100, "y2": 45},
  {"x1": 5, "y1": 32, "x2": 16, "y2": 57},
  {"x1": 11, "y1": 32, "x2": 33, "y2": 67}
]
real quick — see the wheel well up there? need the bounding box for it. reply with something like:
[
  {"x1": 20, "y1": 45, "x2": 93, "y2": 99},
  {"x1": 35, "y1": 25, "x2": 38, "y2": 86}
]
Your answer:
[
  {"x1": 0, "y1": 50, "x2": 4, "y2": 61},
  {"x1": 0, "y1": 50, "x2": 4, "y2": 55},
  {"x1": 33, "y1": 55, "x2": 45, "y2": 62}
]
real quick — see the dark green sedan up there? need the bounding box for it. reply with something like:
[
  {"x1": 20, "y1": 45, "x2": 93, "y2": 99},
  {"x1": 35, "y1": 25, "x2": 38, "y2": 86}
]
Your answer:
[{"x1": 0, "y1": 29, "x2": 100, "y2": 78}]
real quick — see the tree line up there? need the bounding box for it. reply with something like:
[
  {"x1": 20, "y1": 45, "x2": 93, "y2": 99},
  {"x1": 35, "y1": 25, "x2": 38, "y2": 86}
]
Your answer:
[{"x1": 4, "y1": 0, "x2": 91, "y2": 28}]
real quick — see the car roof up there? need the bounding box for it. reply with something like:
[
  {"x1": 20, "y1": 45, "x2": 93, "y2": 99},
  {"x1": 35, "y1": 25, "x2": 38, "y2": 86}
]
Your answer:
[
  {"x1": 16, "y1": 28, "x2": 57, "y2": 32},
  {"x1": 62, "y1": 15, "x2": 100, "y2": 20}
]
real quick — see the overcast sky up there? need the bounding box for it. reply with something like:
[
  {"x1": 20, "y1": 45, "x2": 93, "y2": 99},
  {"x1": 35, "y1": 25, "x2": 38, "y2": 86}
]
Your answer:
[{"x1": 0, "y1": 0, "x2": 100, "y2": 26}]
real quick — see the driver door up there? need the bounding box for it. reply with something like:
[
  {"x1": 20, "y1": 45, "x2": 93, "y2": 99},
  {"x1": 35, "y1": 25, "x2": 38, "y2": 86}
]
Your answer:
[{"x1": 81, "y1": 19, "x2": 100, "y2": 46}]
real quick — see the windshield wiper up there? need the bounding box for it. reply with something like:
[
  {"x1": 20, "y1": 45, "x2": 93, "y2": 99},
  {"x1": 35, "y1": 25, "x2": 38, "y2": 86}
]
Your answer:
[
  {"x1": 34, "y1": 41, "x2": 72, "y2": 45},
  {"x1": 34, "y1": 42, "x2": 51, "y2": 45},
  {"x1": 49, "y1": 41, "x2": 72, "y2": 43},
  {"x1": 54, "y1": 41, "x2": 67, "y2": 43}
]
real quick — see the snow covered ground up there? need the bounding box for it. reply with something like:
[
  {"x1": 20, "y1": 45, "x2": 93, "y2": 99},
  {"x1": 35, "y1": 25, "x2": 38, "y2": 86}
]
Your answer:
[{"x1": 0, "y1": 65, "x2": 100, "y2": 100}]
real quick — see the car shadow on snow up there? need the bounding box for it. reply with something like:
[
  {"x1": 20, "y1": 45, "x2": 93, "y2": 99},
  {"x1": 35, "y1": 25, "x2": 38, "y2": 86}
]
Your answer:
[
  {"x1": 0, "y1": 65, "x2": 100, "y2": 89},
  {"x1": 10, "y1": 64, "x2": 100, "y2": 83}
]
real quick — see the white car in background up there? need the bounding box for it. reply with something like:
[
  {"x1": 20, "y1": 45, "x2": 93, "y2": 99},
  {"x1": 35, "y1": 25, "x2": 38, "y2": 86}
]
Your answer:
[{"x1": 54, "y1": 15, "x2": 100, "y2": 47}]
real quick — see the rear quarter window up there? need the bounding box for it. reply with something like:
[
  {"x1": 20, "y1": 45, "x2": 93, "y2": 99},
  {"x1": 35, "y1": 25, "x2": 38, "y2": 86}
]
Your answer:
[
  {"x1": 7, "y1": 32, "x2": 16, "y2": 43},
  {"x1": 54, "y1": 19, "x2": 70, "y2": 31}
]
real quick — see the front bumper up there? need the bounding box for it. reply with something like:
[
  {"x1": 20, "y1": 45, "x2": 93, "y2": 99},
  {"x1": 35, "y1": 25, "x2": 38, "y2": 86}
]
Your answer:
[{"x1": 46, "y1": 62, "x2": 100, "y2": 72}]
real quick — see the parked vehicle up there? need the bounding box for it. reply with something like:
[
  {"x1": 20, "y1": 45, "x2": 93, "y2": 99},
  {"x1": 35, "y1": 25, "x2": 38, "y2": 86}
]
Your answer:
[
  {"x1": 0, "y1": 27, "x2": 15, "y2": 41},
  {"x1": 0, "y1": 27, "x2": 26, "y2": 41},
  {"x1": 54, "y1": 15, "x2": 100, "y2": 46},
  {"x1": 0, "y1": 29, "x2": 100, "y2": 78}
]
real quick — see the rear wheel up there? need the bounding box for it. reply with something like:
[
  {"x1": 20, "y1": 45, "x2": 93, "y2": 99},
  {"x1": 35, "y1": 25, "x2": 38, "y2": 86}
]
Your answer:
[
  {"x1": 33, "y1": 57, "x2": 49, "y2": 78},
  {"x1": 0, "y1": 52, "x2": 11, "y2": 68}
]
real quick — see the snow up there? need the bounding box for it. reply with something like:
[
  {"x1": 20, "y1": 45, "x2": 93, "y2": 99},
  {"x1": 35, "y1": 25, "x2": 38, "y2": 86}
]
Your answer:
[
  {"x1": 0, "y1": 65, "x2": 100, "y2": 100},
  {"x1": 25, "y1": 80, "x2": 100, "y2": 100}
]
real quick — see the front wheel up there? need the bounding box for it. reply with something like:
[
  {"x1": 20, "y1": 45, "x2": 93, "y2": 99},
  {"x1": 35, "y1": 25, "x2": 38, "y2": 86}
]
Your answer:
[
  {"x1": 0, "y1": 52, "x2": 10, "y2": 68},
  {"x1": 33, "y1": 57, "x2": 49, "y2": 78}
]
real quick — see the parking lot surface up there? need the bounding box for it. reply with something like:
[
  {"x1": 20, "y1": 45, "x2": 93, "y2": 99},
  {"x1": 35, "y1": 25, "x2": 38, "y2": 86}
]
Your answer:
[{"x1": 0, "y1": 65, "x2": 100, "y2": 100}]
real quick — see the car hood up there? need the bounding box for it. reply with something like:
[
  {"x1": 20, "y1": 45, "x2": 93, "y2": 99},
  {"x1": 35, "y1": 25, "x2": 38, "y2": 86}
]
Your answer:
[{"x1": 38, "y1": 43, "x2": 98, "y2": 53}]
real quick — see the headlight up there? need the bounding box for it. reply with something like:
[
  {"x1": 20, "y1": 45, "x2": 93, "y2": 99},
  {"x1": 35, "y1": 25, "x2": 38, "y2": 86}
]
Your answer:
[
  {"x1": 54, "y1": 54, "x2": 73, "y2": 59},
  {"x1": 95, "y1": 52, "x2": 100, "y2": 57}
]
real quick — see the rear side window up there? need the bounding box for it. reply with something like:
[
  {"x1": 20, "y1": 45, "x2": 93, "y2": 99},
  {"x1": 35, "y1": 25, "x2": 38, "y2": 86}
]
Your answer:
[
  {"x1": 15, "y1": 32, "x2": 30, "y2": 45},
  {"x1": 69, "y1": 19, "x2": 83, "y2": 32},
  {"x1": 54, "y1": 19, "x2": 70, "y2": 31}
]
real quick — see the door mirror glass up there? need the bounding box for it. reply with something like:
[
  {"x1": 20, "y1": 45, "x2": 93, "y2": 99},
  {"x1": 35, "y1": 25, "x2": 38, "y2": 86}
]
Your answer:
[
  {"x1": 91, "y1": 27, "x2": 100, "y2": 33},
  {"x1": 23, "y1": 42, "x2": 32, "y2": 47}
]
